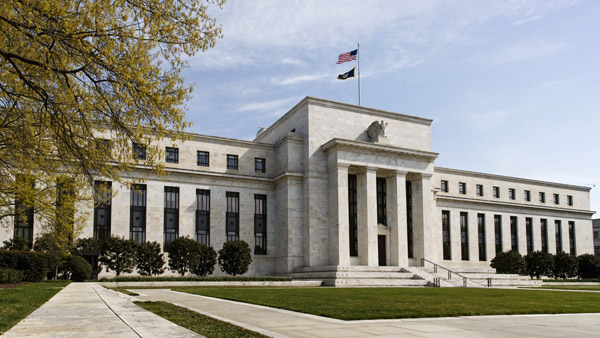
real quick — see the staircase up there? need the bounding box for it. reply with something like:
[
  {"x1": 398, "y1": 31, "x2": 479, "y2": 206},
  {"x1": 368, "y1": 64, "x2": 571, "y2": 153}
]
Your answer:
[{"x1": 292, "y1": 265, "x2": 429, "y2": 287}]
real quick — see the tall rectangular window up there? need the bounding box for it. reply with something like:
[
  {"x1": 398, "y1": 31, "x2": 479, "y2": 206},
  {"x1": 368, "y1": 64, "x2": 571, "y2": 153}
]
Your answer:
[
  {"x1": 476, "y1": 184, "x2": 483, "y2": 197},
  {"x1": 93, "y1": 181, "x2": 112, "y2": 241},
  {"x1": 553, "y1": 193, "x2": 560, "y2": 205},
  {"x1": 478, "y1": 213, "x2": 486, "y2": 261},
  {"x1": 524, "y1": 190, "x2": 531, "y2": 202},
  {"x1": 348, "y1": 175, "x2": 358, "y2": 257},
  {"x1": 130, "y1": 184, "x2": 146, "y2": 244},
  {"x1": 227, "y1": 154, "x2": 238, "y2": 170},
  {"x1": 197, "y1": 151, "x2": 209, "y2": 167},
  {"x1": 494, "y1": 215, "x2": 502, "y2": 254},
  {"x1": 406, "y1": 181, "x2": 413, "y2": 258},
  {"x1": 196, "y1": 189, "x2": 210, "y2": 245},
  {"x1": 56, "y1": 177, "x2": 75, "y2": 241},
  {"x1": 226, "y1": 192, "x2": 239, "y2": 241},
  {"x1": 555, "y1": 220, "x2": 562, "y2": 252},
  {"x1": 509, "y1": 188, "x2": 516, "y2": 200},
  {"x1": 460, "y1": 212, "x2": 469, "y2": 260},
  {"x1": 459, "y1": 182, "x2": 466, "y2": 195},
  {"x1": 376, "y1": 177, "x2": 387, "y2": 225},
  {"x1": 526, "y1": 217, "x2": 533, "y2": 254},
  {"x1": 254, "y1": 194, "x2": 267, "y2": 255},
  {"x1": 255, "y1": 158, "x2": 266, "y2": 173},
  {"x1": 13, "y1": 175, "x2": 34, "y2": 247},
  {"x1": 539, "y1": 192, "x2": 546, "y2": 203},
  {"x1": 510, "y1": 216, "x2": 518, "y2": 251},
  {"x1": 166, "y1": 147, "x2": 179, "y2": 163},
  {"x1": 541, "y1": 219, "x2": 548, "y2": 253},
  {"x1": 440, "y1": 180, "x2": 448, "y2": 193},
  {"x1": 133, "y1": 142, "x2": 146, "y2": 160},
  {"x1": 164, "y1": 187, "x2": 179, "y2": 250},
  {"x1": 569, "y1": 221, "x2": 576, "y2": 255},
  {"x1": 442, "y1": 210, "x2": 451, "y2": 260},
  {"x1": 493, "y1": 186, "x2": 500, "y2": 198},
  {"x1": 567, "y1": 195, "x2": 573, "y2": 206}
]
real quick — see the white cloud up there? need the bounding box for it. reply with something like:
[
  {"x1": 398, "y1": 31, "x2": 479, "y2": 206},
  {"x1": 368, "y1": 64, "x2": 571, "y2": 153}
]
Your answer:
[
  {"x1": 271, "y1": 73, "x2": 328, "y2": 86},
  {"x1": 492, "y1": 39, "x2": 564, "y2": 64},
  {"x1": 236, "y1": 97, "x2": 301, "y2": 112}
]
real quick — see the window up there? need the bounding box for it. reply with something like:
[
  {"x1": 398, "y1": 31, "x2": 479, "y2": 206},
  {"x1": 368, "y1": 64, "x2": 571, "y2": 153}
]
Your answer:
[
  {"x1": 524, "y1": 190, "x2": 531, "y2": 202},
  {"x1": 526, "y1": 217, "x2": 533, "y2": 254},
  {"x1": 166, "y1": 147, "x2": 178, "y2": 163},
  {"x1": 509, "y1": 188, "x2": 516, "y2": 200},
  {"x1": 539, "y1": 192, "x2": 546, "y2": 203},
  {"x1": 255, "y1": 158, "x2": 266, "y2": 173},
  {"x1": 164, "y1": 187, "x2": 179, "y2": 250},
  {"x1": 98, "y1": 139, "x2": 111, "y2": 156},
  {"x1": 460, "y1": 212, "x2": 469, "y2": 261},
  {"x1": 494, "y1": 215, "x2": 502, "y2": 254},
  {"x1": 567, "y1": 195, "x2": 573, "y2": 206},
  {"x1": 442, "y1": 211, "x2": 451, "y2": 260},
  {"x1": 13, "y1": 175, "x2": 34, "y2": 247},
  {"x1": 226, "y1": 192, "x2": 239, "y2": 241},
  {"x1": 541, "y1": 219, "x2": 548, "y2": 253},
  {"x1": 197, "y1": 151, "x2": 209, "y2": 167},
  {"x1": 440, "y1": 180, "x2": 448, "y2": 193},
  {"x1": 476, "y1": 184, "x2": 483, "y2": 197},
  {"x1": 377, "y1": 178, "x2": 387, "y2": 225},
  {"x1": 56, "y1": 177, "x2": 75, "y2": 237},
  {"x1": 555, "y1": 220, "x2": 562, "y2": 252},
  {"x1": 493, "y1": 186, "x2": 500, "y2": 198},
  {"x1": 553, "y1": 193, "x2": 560, "y2": 205},
  {"x1": 595, "y1": 231, "x2": 599, "y2": 239},
  {"x1": 254, "y1": 194, "x2": 267, "y2": 255},
  {"x1": 348, "y1": 175, "x2": 358, "y2": 256},
  {"x1": 478, "y1": 213, "x2": 486, "y2": 261},
  {"x1": 196, "y1": 190, "x2": 210, "y2": 245},
  {"x1": 510, "y1": 216, "x2": 518, "y2": 251},
  {"x1": 227, "y1": 154, "x2": 238, "y2": 170},
  {"x1": 93, "y1": 181, "x2": 112, "y2": 241},
  {"x1": 133, "y1": 143, "x2": 147, "y2": 160},
  {"x1": 569, "y1": 221, "x2": 576, "y2": 255},
  {"x1": 130, "y1": 184, "x2": 146, "y2": 244},
  {"x1": 459, "y1": 182, "x2": 466, "y2": 195}
]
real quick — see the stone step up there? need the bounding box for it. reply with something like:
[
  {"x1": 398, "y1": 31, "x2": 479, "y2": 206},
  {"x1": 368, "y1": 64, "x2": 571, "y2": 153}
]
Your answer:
[
  {"x1": 292, "y1": 271, "x2": 418, "y2": 279},
  {"x1": 294, "y1": 265, "x2": 407, "y2": 273},
  {"x1": 324, "y1": 278, "x2": 430, "y2": 287}
]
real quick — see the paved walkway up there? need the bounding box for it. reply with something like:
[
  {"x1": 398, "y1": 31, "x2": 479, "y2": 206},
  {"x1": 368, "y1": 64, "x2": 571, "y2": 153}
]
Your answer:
[
  {"x1": 3, "y1": 283, "x2": 200, "y2": 337},
  {"x1": 133, "y1": 288, "x2": 600, "y2": 338}
]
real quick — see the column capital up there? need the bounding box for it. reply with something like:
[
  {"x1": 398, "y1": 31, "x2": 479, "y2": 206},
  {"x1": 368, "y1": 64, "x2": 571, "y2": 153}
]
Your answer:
[
  {"x1": 420, "y1": 173, "x2": 434, "y2": 179},
  {"x1": 358, "y1": 166, "x2": 378, "y2": 174},
  {"x1": 326, "y1": 163, "x2": 350, "y2": 173}
]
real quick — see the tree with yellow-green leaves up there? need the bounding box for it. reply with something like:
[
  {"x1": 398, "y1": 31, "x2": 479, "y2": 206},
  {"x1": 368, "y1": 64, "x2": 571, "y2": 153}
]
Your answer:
[{"x1": 0, "y1": 0, "x2": 225, "y2": 253}]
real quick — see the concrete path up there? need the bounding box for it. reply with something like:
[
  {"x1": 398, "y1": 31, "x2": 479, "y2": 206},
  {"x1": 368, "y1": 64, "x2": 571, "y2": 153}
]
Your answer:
[
  {"x1": 133, "y1": 288, "x2": 600, "y2": 338},
  {"x1": 3, "y1": 283, "x2": 201, "y2": 338}
]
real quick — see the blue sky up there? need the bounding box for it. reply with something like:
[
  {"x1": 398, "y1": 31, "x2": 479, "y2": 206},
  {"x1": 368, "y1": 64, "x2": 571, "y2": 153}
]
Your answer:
[{"x1": 182, "y1": 0, "x2": 599, "y2": 215}]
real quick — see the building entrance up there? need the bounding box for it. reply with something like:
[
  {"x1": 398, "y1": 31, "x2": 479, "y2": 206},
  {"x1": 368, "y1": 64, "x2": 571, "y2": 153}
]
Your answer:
[{"x1": 378, "y1": 235, "x2": 386, "y2": 266}]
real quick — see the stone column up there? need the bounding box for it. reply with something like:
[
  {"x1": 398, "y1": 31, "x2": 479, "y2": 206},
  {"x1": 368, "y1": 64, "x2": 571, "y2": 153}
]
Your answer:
[
  {"x1": 328, "y1": 164, "x2": 350, "y2": 266},
  {"x1": 411, "y1": 173, "x2": 437, "y2": 262},
  {"x1": 388, "y1": 171, "x2": 408, "y2": 266},
  {"x1": 357, "y1": 167, "x2": 378, "y2": 266}
]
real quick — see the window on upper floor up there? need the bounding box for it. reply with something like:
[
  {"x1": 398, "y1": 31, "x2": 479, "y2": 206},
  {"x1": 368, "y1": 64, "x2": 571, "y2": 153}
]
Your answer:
[
  {"x1": 493, "y1": 186, "x2": 500, "y2": 198},
  {"x1": 166, "y1": 147, "x2": 178, "y2": 163},
  {"x1": 539, "y1": 192, "x2": 546, "y2": 203},
  {"x1": 476, "y1": 184, "x2": 483, "y2": 197},
  {"x1": 227, "y1": 154, "x2": 238, "y2": 170},
  {"x1": 197, "y1": 151, "x2": 209, "y2": 167},
  {"x1": 509, "y1": 188, "x2": 515, "y2": 200},
  {"x1": 554, "y1": 193, "x2": 560, "y2": 205},
  {"x1": 567, "y1": 195, "x2": 573, "y2": 206},
  {"x1": 255, "y1": 158, "x2": 266, "y2": 173},
  {"x1": 133, "y1": 143, "x2": 147, "y2": 160},
  {"x1": 441, "y1": 180, "x2": 448, "y2": 193},
  {"x1": 524, "y1": 190, "x2": 531, "y2": 202},
  {"x1": 459, "y1": 182, "x2": 466, "y2": 195}
]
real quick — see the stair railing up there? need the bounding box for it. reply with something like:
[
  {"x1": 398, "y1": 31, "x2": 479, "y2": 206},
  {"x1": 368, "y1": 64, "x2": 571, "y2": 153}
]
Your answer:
[{"x1": 420, "y1": 258, "x2": 469, "y2": 287}]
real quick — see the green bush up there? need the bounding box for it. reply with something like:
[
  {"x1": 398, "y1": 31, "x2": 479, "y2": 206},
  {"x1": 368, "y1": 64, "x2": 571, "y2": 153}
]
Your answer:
[
  {"x1": 218, "y1": 240, "x2": 252, "y2": 276},
  {"x1": 576, "y1": 254, "x2": 600, "y2": 279},
  {"x1": 553, "y1": 251, "x2": 578, "y2": 279},
  {"x1": 0, "y1": 268, "x2": 24, "y2": 283},
  {"x1": 75, "y1": 237, "x2": 102, "y2": 253},
  {"x1": 100, "y1": 236, "x2": 138, "y2": 276},
  {"x1": 490, "y1": 250, "x2": 525, "y2": 274},
  {"x1": 3, "y1": 237, "x2": 31, "y2": 251},
  {"x1": 169, "y1": 236, "x2": 204, "y2": 276},
  {"x1": 190, "y1": 244, "x2": 217, "y2": 277},
  {"x1": 136, "y1": 241, "x2": 165, "y2": 276},
  {"x1": 59, "y1": 255, "x2": 92, "y2": 281},
  {"x1": 524, "y1": 251, "x2": 554, "y2": 279},
  {"x1": 0, "y1": 250, "x2": 54, "y2": 282}
]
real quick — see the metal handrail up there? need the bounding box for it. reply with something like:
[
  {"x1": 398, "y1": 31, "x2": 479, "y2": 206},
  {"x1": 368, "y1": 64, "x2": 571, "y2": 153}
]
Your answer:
[{"x1": 420, "y1": 258, "x2": 470, "y2": 287}]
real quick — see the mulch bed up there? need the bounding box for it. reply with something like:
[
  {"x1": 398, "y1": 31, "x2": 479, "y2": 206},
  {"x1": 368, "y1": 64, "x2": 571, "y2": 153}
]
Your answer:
[{"x1": 0, "y1": 283, "x2": 25, "y2": 289}]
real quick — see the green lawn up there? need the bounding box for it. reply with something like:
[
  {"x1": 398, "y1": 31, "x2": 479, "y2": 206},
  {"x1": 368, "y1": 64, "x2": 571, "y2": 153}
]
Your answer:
[
  {"x1": 136, "y1": 301, "x2": 267, "y2": 338},
  {"x1": 172, "y1": 287, "x2": 600, "y2": 320},
  {"x1": 540, "y1": 285, "x2": 600, "y2": 291},
  {"x1": 0, "y1": 281, "x2": 70, "y2": 334}
]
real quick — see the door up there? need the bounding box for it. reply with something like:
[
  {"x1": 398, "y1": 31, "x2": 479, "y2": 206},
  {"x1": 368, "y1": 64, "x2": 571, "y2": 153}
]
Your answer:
[{"x1": 378, "y1": 235, "x2": 386, "y2": 266}]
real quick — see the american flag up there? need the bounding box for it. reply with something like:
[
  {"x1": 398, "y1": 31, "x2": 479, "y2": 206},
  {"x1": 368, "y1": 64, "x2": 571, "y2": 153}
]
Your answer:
[{"x1": 337, "y1": 49, "x2": 357, "y2": 64}]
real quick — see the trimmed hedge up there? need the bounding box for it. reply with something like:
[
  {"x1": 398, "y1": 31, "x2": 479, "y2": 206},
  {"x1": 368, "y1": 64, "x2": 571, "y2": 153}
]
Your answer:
[
  {"x1": 59, "y1": 255, "x2": 92, "y2": 282},
  {"x1": 0, "y1": 268, "x2": 24, "y2": 283},
  {"x1": 218, "y1": 240, "x2": 252, "y2": 276},
  {"x1": 0, "y1": 250, "x2": 54, "y2": 282},
  {"x1": 99, "y1": 275, "x2": 292, "y2": 282}
]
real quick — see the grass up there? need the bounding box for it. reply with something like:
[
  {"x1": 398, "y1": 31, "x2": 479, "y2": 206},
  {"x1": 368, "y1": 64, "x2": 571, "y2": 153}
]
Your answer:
[
  {"x1": 0, "y1": 281, "x2": 71, "y2": 334},
  {"x1": 172, "y1": 286, "x2": 600, "y2": 320},
  {"x1": 539, "y1": 285, "x2": 600, "y2": 291},
  {"x1": 136, "y1": 301, "x2": 267, "y2": 338},
  {"x1": 543, "y1": 278, "x2": 600, "y2": 283}
]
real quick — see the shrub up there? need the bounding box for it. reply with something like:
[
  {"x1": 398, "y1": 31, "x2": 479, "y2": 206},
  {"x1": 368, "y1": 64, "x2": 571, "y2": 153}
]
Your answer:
[
  {"x1": 100, "y1": 236, "x2": 138, "y2": 276},
  {"x1": 3, "y1": 237, "x2": 31, "y2": 251},
  {"x1": 0, "y1": 268, "x2": 24, "y2": 283},
  {"x1": 0, "y1": 250, "x2": 54, "y2": 282},
  {"x1": 553, "y1": 251, "x2": 578, "y2": 279},
  {"x1": 136, "y1": 241, "x2": 166, "y2": 276},
  {"x1": 576, "y1": 254, "x2": 600, "y2": 279},
  {"x1": 75, "y1": 237, "x2": 102, "y2": 253},
  {"x1": 168, "y1": 236, "x2": 202, "y2": 276},
  {"x1": 524, "y1": 251, "x2": 554, "y2": 279},
  {"x1": 190, "y1": 244, "x2": 217, "y2": 277},
  {"x1": 59, "y1": 255, "x2": 92, "y2": 281},
  {"x1": 218, "y1": 240, "x2": 252, "y2": 276},
  {"x1": 490, "y1": 250, "x2": 525, "y2": 274}
]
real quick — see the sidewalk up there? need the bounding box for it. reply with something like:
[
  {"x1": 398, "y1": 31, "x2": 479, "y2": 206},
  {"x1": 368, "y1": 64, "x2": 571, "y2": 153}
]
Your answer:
[
  {"x1": 133, "y1": 288, "x2": 600, "y2": 338},
  {"x1": 3, "y1": 283, "x2": 200, "y2": 338}
]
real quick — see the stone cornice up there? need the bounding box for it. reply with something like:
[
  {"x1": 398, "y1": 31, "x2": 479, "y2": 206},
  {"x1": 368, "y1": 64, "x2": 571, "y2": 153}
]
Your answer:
[
  {"x1": 274, "y1": 172, "x2": 304, "y2": 182},
  {"x1": 437, "y1": 195, "x2": 596, "y2": 216},
  {"x1": 322, "y1": 138, "x2": 439, "y2": 160},
  {"x1": 131, "y1": 165, "x2": 275, "y2": 183},
  {"x1": 274, "y1": 133, "x2": 303, "y2": 148},
  {"x1": 186, "y1": 132, "x2": 274, "y2": 150},
  {"x1": 435, "y1": 167, "x2": 592, "y2": 192}
]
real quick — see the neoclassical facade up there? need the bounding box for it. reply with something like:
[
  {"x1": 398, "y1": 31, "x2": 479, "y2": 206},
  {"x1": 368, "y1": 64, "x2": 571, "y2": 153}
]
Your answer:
[{"x1": 2, "y1": 97, "x2": 595, "y2": 275}]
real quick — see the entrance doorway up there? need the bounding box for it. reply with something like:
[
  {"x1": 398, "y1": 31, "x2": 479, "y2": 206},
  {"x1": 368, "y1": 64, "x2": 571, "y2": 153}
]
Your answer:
[{"x1": 378, "y1": 235, "x2": 386, "y2": 266}]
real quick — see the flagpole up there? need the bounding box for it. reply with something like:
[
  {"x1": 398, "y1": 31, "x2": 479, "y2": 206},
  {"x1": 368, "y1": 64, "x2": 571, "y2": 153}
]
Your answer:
[{"x1": 357, "y1": 42, "x2": 361, "y2": 106}]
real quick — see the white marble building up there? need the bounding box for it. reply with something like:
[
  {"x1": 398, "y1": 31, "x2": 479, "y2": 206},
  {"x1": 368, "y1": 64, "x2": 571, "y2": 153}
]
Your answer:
[{"x1": 3, "y1": 97, "x2": 595, "y2": 275}]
